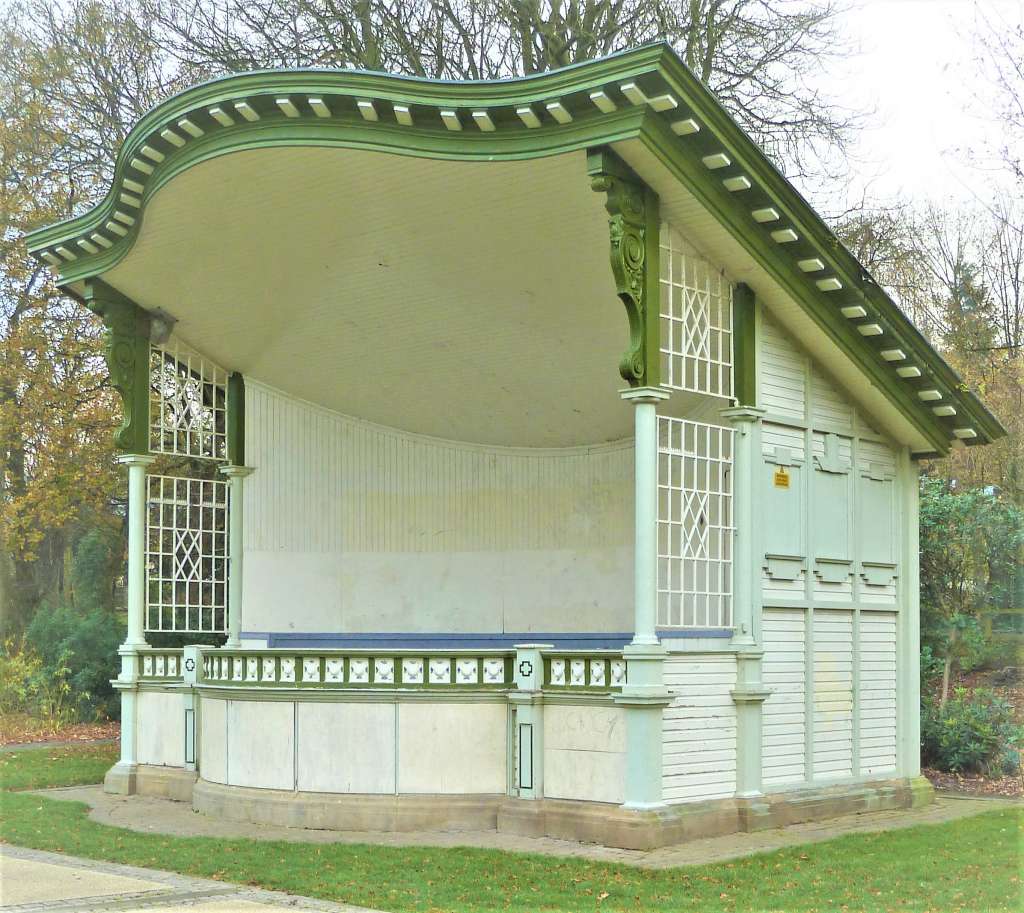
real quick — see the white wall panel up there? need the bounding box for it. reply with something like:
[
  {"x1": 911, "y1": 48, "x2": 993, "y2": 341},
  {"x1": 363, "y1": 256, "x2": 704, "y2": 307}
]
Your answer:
[
  {"x1": 543, "y1": 705, "x2": 626, "y2": 804},
  {"x1": 762, "y1": 609, "x2": 806, "y2": 787},
  {"x1": 662, "y1": 654, "x2": 737, "y2": 802},
  {"x1": 813, "y1": 610, "x2": 854, "y2": 780},
  {"x1": 137, "y1": 691, "x2": 185, "y2": 767},
  {"x1": 296, "y1": 702, "x2": 397, "y2": 794},
  {"x1": 244, "y1": 381, "x2": 634, "y2": 633},
  {"x1": 859, "y1": 612, "x2": 898, "y2": 775},
  {"x1": 226, "y1": 700, "x2": 295, "y2": 791},
  {"x1": 199, "y1": 697, "x2": 227, "y2": 784},
  {"x1": 397, "y1": 703, "x2": 507, "y2": 794}
]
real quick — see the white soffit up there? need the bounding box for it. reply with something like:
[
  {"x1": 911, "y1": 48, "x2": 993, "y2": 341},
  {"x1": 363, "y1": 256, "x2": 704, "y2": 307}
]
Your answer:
[
  {"x1": 612, "y1": 139, "x2": 930, "y2": 453},
  {"x1": 103, "y1": 147, "x2": 631, "y2": 448}
]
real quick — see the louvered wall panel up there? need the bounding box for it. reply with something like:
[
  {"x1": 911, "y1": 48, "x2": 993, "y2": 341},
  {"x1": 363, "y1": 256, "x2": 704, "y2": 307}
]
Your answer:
[
  {"x1": 813, "y1": 609, "x2": 854, "y2": 779},
  {"x1": 759, "y1": 314, "x2": 806, "y2": 420},
  {"x1": 810, "y1": 365, "x2": 854, "y2": 430},
  {"x1": 859, "y1": 612, "x2": 898, "y2": 775},
  {"x1": 762, "y1": 609, "x2": 807, "y2": 787},
  {"x1": 662, "y1": 654, "x2": 737, "y2": 803}
]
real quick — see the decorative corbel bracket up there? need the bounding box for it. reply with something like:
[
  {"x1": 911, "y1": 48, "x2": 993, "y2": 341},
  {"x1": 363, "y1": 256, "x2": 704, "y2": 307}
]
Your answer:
[
  {"x1": 588, "y1": 147, "x2": 659, "y2": 388},
  {"x1": 83, "y1": 279, "x2": 151, "y2": 454}
]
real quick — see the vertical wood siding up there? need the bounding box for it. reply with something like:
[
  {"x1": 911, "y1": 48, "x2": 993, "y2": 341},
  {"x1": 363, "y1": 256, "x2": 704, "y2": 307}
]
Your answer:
[
  {"x1": 762, "y1": 609, "x2": 807, "y2": 787},
  {"x1": 662, "y1": 654, "x2": 738, "y2": 802},
  {"x1": 859, "y1": 612, "x2": 898, "y2": 775}
]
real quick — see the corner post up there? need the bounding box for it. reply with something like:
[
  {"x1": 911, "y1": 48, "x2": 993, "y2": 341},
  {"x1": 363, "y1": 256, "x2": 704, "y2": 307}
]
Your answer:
[
  {"x1": 722, "y1": 284, "x2": 770, "y2": 821},
  {"x1": 898, "y1": 449, "x2": 924, "y2": 783},
  {"x1": 219, "y1": 465, "x2": 254, "y2": 648},
  {"x1": 83, "y1": 279, "x2": 155, "y2": 795},
  {"x1": 509, "y1": 644, "x2": 550, "y2": 800}
]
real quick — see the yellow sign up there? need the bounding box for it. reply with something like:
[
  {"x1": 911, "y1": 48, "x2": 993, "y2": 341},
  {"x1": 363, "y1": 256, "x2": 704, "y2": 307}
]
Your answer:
[{"x1": 773, "y1": 467, "x2": 790, "y2": 489}]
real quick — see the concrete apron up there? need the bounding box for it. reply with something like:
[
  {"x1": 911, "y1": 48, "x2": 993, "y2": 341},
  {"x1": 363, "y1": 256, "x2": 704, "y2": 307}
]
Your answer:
[
  {"x1": 0, "y1": 844, "x2": 383, "y2": 912},
  {"x1": 117, "y1": 764, "x2": 934, "y2": 852}
]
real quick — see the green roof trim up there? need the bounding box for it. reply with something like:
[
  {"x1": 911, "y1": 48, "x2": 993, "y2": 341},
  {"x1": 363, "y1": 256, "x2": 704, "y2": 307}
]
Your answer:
[{"x1": 25, "y1": 41, "x2": 1004, "y2": 454}]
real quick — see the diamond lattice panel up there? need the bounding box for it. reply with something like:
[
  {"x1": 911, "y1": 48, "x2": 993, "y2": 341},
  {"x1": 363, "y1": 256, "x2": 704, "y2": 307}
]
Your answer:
[
  {"x1": 146, "y1": 475, "x2": 228, "y2": 632},
  {"x1": 660, "y1": 223, "x2": 733, "y2": 397},
  {"x1": 657, "y1": 417, "x2": 734, "y2": 628}
]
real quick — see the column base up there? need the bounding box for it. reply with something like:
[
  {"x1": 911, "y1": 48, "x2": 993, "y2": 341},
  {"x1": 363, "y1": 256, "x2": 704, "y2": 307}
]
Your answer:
[{"x1": 103, "y1": 761, "x2": 138, "y2": 796}]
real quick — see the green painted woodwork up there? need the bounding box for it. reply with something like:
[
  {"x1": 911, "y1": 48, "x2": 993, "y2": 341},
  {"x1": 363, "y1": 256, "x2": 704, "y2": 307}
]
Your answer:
[
  {"x1": 227, "y1": 372, "x2": 245, "y2": 466},
  {"x1": 83, "y1": 279, "x2": 151, "y2": 454},
  {"x1": 588, "y1": 147, "x2": 660, "y2": 387},
  {"x1": 25, "y1": 42, "x2": 1004, "y2": 453},
  {"x1": 732, "y1": 283, "x2": 757, "y2": 407}
]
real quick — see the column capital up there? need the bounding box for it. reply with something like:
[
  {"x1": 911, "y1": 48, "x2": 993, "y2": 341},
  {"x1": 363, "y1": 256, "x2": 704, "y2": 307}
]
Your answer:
[
  {"x1": 218, "y1": 464, "x2": 255, "y2": 479},
  {"x1": 117, "y1": 453, "x2": 157, "y2": 467},
  {"x1": 720, "y1": 405, "x2": 766, "y2": 425},
  {"x1": 620, "y1": 386, "x2": 670, "y2": 405}
]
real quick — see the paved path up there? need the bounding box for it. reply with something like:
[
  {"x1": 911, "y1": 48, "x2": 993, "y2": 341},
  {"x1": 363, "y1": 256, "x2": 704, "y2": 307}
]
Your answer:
[
  {"x1": 37, "y1": 785, "x2": 1017, "y2": 869},
  {"x1": 0, "y1": 845, "x2": 384, "y2": 912},
  {"x1": 0, "y1": 739, "x2": 118, "y2": 753}
]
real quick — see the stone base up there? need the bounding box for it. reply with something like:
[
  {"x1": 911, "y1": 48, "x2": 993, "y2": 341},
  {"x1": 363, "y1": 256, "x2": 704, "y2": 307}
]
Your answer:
[
  {"x1": 500, "y1": 777, "x2": 934, "y2": 850},
  {"x1": 103, "y1": 761, "x2": 137, "y2": 796},
  {"x1": 104, "y1": 763, "x2": 198, "y2": 801},
  {"x1": 193, "y1": 779, "x2": 505, "y2": 832},
  {"x1": 122, "y1": 773, "x2": 934, "y2": 850},
  {"x1": 136, "y1": 765, "x2": 198, "y2": 802}
]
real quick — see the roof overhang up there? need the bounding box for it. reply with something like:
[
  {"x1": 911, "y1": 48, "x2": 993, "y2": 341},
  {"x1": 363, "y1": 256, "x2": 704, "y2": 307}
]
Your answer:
[{"x1": 26, "y1": 42, "x2": 1005, "y2": 455}]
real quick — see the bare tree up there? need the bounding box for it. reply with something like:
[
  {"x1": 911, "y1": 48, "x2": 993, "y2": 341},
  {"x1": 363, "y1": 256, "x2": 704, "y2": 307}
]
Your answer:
[{"x1": 139, "y1": 0, "x2": 859, "y2": 181}]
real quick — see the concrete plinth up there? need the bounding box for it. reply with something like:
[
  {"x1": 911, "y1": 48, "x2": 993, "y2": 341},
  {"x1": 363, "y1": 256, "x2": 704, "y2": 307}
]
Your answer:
[{"x1": 103, "y1": 761, "x2": 138, "y2": 796}]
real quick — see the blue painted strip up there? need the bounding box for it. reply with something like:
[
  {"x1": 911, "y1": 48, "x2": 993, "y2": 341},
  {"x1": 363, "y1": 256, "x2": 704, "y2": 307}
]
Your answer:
[{"x1": 243, "y1": 630, "x2": 734, "y2": 649}]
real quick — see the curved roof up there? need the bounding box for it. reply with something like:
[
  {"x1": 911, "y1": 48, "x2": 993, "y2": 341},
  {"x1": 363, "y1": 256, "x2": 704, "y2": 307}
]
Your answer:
[{"x1": 26, "y1": 41, "x2": 1004, "y2": 454}]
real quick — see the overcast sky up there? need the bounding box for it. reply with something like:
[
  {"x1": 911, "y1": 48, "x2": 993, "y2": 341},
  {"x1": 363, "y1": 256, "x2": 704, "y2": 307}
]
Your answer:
[{"x1": 819, "y1": 0, "x2": 1023, "y2": 208}]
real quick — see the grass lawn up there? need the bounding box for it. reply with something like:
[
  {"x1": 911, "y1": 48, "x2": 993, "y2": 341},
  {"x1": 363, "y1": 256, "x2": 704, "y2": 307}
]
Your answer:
[{"x1": 1, "y1": 744, "x2": 1021, "y2": 913}]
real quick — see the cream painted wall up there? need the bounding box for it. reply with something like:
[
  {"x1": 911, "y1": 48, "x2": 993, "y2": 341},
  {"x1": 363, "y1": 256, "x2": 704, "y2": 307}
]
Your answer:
[
  {"x1": 543, "y1": 704, "x2": 626, "y2": 804},
  {"x1": 137, "y1": 690, "x2": 185, "y2": 767},
  {"x1": 243, "y1": 381, "x2": 634, "y2": 635},
  {"x1": 198, "y1": 695, "x2": 508, "y2": 796}
]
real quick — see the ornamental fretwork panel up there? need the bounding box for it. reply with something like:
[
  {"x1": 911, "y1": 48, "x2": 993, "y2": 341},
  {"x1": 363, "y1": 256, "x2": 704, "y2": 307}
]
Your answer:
[
  {"x1": 659, "y1": 223, "x2": 733, "y2": 398},
  {"x1": 145, "y1": 475, "x2": 228, "y2": 633},
  {"x1": 150, "y1": 341, "x2": 228, "y2": 460},
  {"x1": 657, "y1": 418, "x2": 734, "y2": 628}
]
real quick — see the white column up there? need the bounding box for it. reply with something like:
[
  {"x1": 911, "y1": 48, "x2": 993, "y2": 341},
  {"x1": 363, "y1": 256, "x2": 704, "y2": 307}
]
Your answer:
[
  {"x1": 721, "y1": 406, "x2": 770, "y2": 817},
  {"x1": 120, "y1": 454, "x2": 156, "y2": 648},
  {"x1": 620, "y1": 387, "x2": 669, "y2": 645},
  {"x1": 898, "y1": 449, "x2": 923, "y2": 778},
  {"x1": 106, "y1": 453, "x2": 155, "y2": 795},
  {"x1": 615, "y1": 386, "x2": 672, "y2": 810},
  {"x1": 219, "y1": 465, "x2": 254, "y2": 648}
]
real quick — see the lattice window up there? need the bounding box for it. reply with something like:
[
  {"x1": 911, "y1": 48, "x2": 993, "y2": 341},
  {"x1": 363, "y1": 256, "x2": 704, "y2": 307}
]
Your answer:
[
  {"x1": 659, "y1": 224, "x2": 733, "y2": 397},
  {"x1": 145, "y1": 475, "x2": 228, "y2": 632},
  {"x1": 657, "y1": 418, "x2": 734, "y2": 628},
  {"x1": 150, "y1": 341, "x2": 228, "y2": 460}
]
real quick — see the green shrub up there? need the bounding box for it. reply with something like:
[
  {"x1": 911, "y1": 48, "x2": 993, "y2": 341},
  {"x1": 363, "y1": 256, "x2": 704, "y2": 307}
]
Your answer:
[
  {"x1": 0, "y1": 639, "x2": 83, "y2": 727},
  {"x1": 71, "y1": 528, "x2": 120, "y2": 611},
  {"x1": 921, "y1": 687, "x2": 1022, "y2": 774},
  {"x1": 25, "y1": 606, "x2": 124, "y2": 720},
  {"x1": 0, "y1": 638, "x2": 44, "y2": 716}
]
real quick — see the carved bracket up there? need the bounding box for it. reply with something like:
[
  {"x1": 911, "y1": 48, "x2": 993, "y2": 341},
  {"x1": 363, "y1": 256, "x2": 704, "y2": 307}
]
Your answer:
[
  {"x1": 84, "y1": 279, "x2": 151, "y2": 454},
  {"x1": 589, "y1": 150, "x2": 658, "y2": 388}
]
